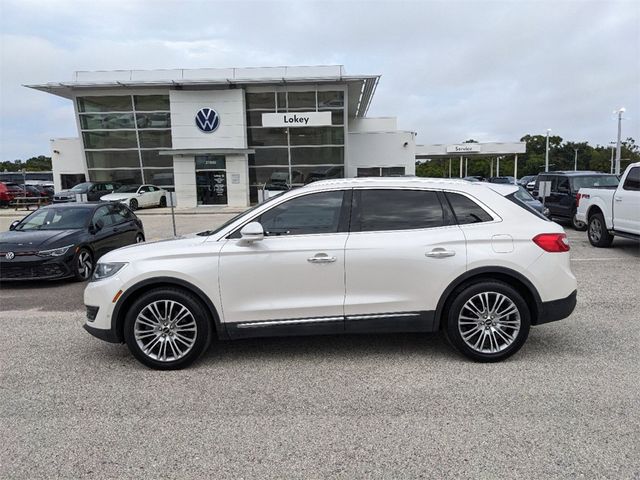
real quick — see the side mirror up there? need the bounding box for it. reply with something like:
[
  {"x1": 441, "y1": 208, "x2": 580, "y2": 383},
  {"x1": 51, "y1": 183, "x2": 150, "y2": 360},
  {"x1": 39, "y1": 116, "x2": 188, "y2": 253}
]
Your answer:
[
  {"x1": 9, "y1": 220, "x2": 20, "y2": 231},
  {"x1": 239, "y1": 222, "x2": 264, "y2": 244}
]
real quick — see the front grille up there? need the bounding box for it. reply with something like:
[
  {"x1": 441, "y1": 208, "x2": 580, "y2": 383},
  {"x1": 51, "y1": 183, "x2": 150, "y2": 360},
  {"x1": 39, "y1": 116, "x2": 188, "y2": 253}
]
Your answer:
[
  {"x1": 86, "y1": 306, "x2": 99, "y2": 322},
  {"x1": 0, "y1": 263, "x2": 66, "y2": 280}
]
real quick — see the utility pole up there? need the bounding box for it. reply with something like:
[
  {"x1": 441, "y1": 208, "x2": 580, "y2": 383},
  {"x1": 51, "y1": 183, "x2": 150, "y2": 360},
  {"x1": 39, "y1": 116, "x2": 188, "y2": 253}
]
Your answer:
[
  {"x1": 545, "y1": 129, "x2": 551, "y2": 172},
  {"x1": 615, "y1": 108, "x2": 625, "y2": 175},
  {"x1": 573, "y1": 148, "x2": 579, "y2": 171}
]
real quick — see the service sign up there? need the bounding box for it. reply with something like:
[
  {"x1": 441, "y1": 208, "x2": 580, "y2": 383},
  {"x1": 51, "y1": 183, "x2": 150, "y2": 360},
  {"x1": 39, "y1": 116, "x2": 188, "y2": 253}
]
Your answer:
[
  {"x1": 261, "y1": 112, "x2": 332, "y2": 128},
  {"x1": 446, "y1": 144, "x2": 482, "y2": 153}
]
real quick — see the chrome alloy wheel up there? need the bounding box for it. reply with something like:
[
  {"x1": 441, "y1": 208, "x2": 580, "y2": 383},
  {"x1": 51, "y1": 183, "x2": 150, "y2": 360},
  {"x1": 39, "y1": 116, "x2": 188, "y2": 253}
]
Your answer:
[
  {"x1": 589, "y1": 217, "x2": 602, "y2": 243},
  {"x1": 77, "y1": 250, "x2": 93, "y2": 279},
  {"x1": 134, "y1": 300, "x2": 198, "y2": 362},
  {"x1": 458, "y1": 292, "x2": 521, "y2": 354}
]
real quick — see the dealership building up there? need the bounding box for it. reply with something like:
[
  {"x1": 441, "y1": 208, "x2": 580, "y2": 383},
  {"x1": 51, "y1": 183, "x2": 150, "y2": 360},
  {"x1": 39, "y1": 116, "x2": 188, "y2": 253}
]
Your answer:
[{"x1": 27, "y1": 65, "x2": 419, "y2": 208}]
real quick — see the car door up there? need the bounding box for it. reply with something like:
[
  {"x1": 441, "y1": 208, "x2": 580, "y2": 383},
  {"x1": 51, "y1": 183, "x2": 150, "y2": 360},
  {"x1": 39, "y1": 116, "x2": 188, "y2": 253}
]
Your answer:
[
  {"x1": 218, "y1": 189, "x2": 350, "y2": 337},
  {"x1": 614, "y1": 166, "x2": 640, "y2": 234},
  {"x1": 89, "y1": 205, "x2": 117, "y2": 259},
  {"x1": 554, "y1": 176, "x2": 573, "y2": 218},
  {"x1": 108, "y1": 203, "x2": 139, "y2": 245},
  {"x1": 343, "y1": 188, "x2": 467, "y2": 333},
  {"x1": 137, "y1": 185, "x2": 152, "y2": 207}
]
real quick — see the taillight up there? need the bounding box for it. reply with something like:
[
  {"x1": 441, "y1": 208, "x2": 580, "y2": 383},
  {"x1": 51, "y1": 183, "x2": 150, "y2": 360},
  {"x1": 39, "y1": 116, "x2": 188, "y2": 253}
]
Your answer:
[
  {"x1": 576, "y1": 192, "x2": 589, "y2": 207},
  {"x1": 533, "y1": 233, "x2": 570, "y2": 252}
]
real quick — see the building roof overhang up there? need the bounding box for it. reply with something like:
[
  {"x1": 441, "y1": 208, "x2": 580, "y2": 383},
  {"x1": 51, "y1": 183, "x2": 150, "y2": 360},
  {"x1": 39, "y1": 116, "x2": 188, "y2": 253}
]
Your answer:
[{"x1": 24, "y1": 65, "x2": 380, "y2": 118}]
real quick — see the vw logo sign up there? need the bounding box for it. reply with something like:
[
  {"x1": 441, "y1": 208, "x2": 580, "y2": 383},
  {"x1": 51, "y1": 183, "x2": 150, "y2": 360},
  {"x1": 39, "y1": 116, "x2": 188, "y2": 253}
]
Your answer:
[
  {"x1": 195, "y1": 107, "x2": 220, "y2": 133},
  {"x1": 5, "y1": 251, "x2": 15, "y2": 260}
]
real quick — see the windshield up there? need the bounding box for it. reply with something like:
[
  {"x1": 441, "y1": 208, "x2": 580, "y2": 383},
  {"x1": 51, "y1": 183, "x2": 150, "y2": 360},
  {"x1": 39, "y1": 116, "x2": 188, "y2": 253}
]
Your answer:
[
  {"x1": 572, "y1": 175, "x2": 619, "y2": 190},
  {"x1": 15, "y1": 208, "x2": 91, "y2": 230},
  {"x1": 115, "y1": 185, "x2": 140, "y2": 193},
  {"x1": 71, "y1": 182, "x2": 92, "y2": 192}
]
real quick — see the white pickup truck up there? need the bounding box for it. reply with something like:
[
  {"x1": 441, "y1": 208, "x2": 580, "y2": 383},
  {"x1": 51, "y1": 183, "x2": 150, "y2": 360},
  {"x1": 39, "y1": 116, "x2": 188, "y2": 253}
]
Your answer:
[{"x1": 576, "y1": 162, "x2": 640, "y2": 247}]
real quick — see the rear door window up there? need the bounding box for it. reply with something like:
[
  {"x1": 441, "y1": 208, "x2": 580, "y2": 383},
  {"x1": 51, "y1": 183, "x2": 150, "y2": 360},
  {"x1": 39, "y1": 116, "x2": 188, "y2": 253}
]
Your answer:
[
  {"x1": 352, "y1": 189, "x2": 444, "y2": 232},
  {"x1": 445, "y1": 192, "x2": 493, "y2": 224},
  {"x1": 622, "y1": 168, "x2": 639, "y2": 191}
]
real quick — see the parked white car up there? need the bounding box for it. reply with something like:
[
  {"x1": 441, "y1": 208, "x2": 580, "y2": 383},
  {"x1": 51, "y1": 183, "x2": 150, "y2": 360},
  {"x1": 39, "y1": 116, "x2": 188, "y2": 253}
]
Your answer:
[
  {"x1": 100, "y1": 184, "x2": 168, "y2": 211},
  {"x1": 576, "y1": 162, "x2": 640, "y2": 247},
  {"x1": 84, "y1": 177, "x2": 577, "y2": 369}
]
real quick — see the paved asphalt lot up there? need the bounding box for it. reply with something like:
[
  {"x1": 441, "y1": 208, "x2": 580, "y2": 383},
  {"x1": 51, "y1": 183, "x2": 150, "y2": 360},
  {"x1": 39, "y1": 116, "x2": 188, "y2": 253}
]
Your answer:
[{"x1": 1, "y1": 213, "x2": 639, "y2": 479}]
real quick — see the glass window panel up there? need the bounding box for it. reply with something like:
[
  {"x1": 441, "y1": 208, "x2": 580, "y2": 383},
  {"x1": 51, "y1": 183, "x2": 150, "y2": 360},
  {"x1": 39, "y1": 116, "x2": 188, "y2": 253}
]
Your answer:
[
  {"x1": 318, "y1": 109, "x2": 344, "y2": 125},
  {"x1": 299, "y1": 166, "x2": 344, "y2": 184},
  {"x1": 623, "y1": 167, "x2": 640, "y2": 191},
  {"x1": 317, "y1": 91, "x2": 344, "y2": 108},
  {"x1": 83, "y1": 131, "x2": 138, "y2": 149},
  {"x1": 247, "y1": 128, "x2": 288, "y2": 146},
  {"x1": 86, "y1": 151, "x2": 140, "y2": 169},
  {"x1": 357, "y1": 167, "x2": 380, "y2": 177},
  {"x1": 381, "y1": 167, "x2": 406, "y2": 177},
  {"x1": 195, "y1": 155, "x2": 226, "y2": 170},
  {"x1": 134, "y1": 95, "x2": 170, "y2": 111},
  {"x1": 138, "y1": 130, "x2": 172, "y2": 148},
  {"x1": 249, "y1": 167, "x2": 291, "y2": 186},
  {"x1": 88, "y1": 169, "x2": 142, "y2": 184},
  {"x1": 246, "y1": 111, "x2": 265, "y2": 127},
  {"x1": 276, "y1": 92, "x2": 287, "y2": 110},
  {"x1": 355, "y1": 190, "x2": 444, "y2": 232},
  {"x1": 77, "y1": 96, "x2": 132, "y2": 112},
  {"x1": 287, "y1": 91, "x2": 316, "y2": 109},
  {"x1": 144, "y1": 169, "x2": 174, "y2": 187},
  {"x1": 290, "y1": 147, "x2": 343, "y2": 166},
  {"x1": 289, "y1": 127, "x2": 344, "y2": 146},
  {"x1": 136, "y1": 112, "x2": 171, "y2": 128},
  {"x1": 79, "y1": 113, "x2": 135, "y2": 130},
  {"x1": 258, "y1": 191, "x2": 344, "y2": 236},
  {"x1": 445, "y1": 192, "x2": 493, "y2": 224},
  {"x1": 246, "y1": 92, "x2": 275, "y2": 110},
  {"x1": 141, "y1": 150, "x2": 173, "y2": 168},
  {"x1": 249, "y1": 148, "x2": 289, "y2": 166}
]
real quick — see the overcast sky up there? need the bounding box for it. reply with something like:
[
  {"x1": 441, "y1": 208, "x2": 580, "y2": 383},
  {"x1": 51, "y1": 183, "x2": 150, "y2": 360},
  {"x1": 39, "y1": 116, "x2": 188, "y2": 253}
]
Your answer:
[{"x1": 1, "y1": 0, "x2": 638, "y2": 161}]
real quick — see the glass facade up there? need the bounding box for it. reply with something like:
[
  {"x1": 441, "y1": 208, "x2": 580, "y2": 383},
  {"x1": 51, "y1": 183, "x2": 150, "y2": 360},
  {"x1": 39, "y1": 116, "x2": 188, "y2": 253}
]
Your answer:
[
  {"x1": 245, "y1": 89, "x2": 346, "y2": 203},
  {"x1": 78, "y1": 94, "x2": 173, "y2": 188}
]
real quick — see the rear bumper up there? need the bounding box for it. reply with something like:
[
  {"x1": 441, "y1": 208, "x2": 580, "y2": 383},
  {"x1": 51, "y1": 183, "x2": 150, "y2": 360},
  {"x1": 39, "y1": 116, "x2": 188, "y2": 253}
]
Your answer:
[{"x1": 535, "y1": 290, "x2": 577, "y2": 325}]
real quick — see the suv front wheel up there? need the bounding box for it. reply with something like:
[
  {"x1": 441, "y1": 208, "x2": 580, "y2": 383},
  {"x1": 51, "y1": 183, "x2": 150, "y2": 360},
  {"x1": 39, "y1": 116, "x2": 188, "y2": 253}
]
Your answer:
[
  {"x1": 444, "y1": 281, "x2": 531, "y2": 362},
  {"x1": 123, "y1": 288, "x2": 212, "y2": 370}
]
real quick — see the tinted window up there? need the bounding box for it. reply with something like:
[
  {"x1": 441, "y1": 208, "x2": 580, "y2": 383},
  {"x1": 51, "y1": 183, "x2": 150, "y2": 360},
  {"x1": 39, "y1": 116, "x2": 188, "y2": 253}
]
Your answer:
[
  {"x1": 556, "y1": 177, "x2": 570, "y2": 193},
  {"x1": 258, "y1": 191, "x2": 345, "y2": 236},
  {"x1": 354, "y1": 189, "x2": 444, "y2": 232},
  {"x1": 92, "y1": 206, "x2": 115, "y2": 227},
  {"x1": 110, "y1": 204, "x2": 134, "y2": 223},
  {"x1": 571, "y1": 175, "x2": 619, "y2": 190},
  {"x1": 622, "y1": 168, "x2": 639, "y2": 191},
  {"x1": 445, "y1": 192, "x2": 493, "y2": 224}
]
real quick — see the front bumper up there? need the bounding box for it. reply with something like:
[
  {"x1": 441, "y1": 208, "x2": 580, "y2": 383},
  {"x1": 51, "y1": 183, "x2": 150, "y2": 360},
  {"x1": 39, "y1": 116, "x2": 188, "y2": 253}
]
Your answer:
[
  {"x1": 0, "y1": 253, "x2": 75, "y2": 281},
  {"x1": 535, "y1": 290, "x2": 577, "y2": 325},
  {"x1": 83, "y1": 323, "x2": 120, "y2": 343}
]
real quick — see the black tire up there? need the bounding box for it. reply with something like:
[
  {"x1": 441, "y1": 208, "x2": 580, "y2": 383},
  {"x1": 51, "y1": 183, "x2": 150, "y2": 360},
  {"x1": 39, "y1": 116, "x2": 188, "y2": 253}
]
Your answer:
[
  {"x1": 129, "y1": 198, "x2": 138, "y2": 211},
  {"x1": 72, "y1": 247, "x2": 94, "y2": 282},
  {"x1": 135, "y1": 233, "x2": 145, "y2": 243},
  {"x1": 588, "y1": 212, "x2": 614, "y2": 248},
  {"x1": 444, "y1": 281, "x2": 531, "y2": 362},
  {"x1": 571, "y1": 212, "x2": 587, "y2": 231},
  {"x1": 123, "y1": 288, "x2": 212, "y2": 370},
  {"x1": 159, "y1": 196, "x2": 167, "y2": 208}
]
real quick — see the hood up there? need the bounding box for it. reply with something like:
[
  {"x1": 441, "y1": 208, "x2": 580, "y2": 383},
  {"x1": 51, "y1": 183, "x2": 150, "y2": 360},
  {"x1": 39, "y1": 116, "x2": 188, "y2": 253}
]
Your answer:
[
  {"x1": 0, "y1": 229, "x2": 80, "y2": 252},
  {"x1": 100, "y1": 193, "x2": 134, "y2": 201},
  {"x1": 99, "y1": 234, "x2": 210, "y2": 263}
]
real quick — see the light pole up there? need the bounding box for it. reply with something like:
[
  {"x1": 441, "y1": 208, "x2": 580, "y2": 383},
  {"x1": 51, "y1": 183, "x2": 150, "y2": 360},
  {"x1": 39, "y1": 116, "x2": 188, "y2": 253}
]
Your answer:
[
  {"x1": 609, "y1": 143, "x2": 615, "y2": 174},
  {"x1": 614, "y1": 107, "x2": 625, "y2": 175},
  {"x1": 573, "y1": 148, "x2": 579, "y2": 171},
  {"x1": 545, "y1": 129, "x2": 551, "y2": 172}
]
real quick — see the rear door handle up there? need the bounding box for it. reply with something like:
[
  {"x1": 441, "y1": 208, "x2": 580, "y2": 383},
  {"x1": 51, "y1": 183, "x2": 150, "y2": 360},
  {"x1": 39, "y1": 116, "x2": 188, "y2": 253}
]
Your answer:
[
  {"x1": 426, "y1": 248, "x2": 456, "y2": 258},
  {"x1": 307, "y1": 253, "x2": 337, "y2": 264},
  {"x1": 615, "y1": 197, "x2": 622, "y2": 202}
]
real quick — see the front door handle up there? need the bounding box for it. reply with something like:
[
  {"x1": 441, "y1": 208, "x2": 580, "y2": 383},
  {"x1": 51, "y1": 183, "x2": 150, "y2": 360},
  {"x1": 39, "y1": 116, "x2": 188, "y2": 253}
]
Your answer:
[
  {"x1": 426, "y1": 248, "x2": 456, "y2": 258},
  {"x1": 307, "y1": 253, "x2": 337, "y2": 264},
  {"x1": 614, "y1": 197, "x2": 622, "y2": 202}
]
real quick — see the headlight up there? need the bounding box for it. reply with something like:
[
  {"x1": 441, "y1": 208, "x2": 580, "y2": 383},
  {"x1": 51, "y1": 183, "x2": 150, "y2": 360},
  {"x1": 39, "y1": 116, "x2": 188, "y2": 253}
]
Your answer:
[
  {"x1": 92, "y1": 262, "x2": 127, "y2": 281},
  {"x1": 37, "y1": 244, "x2": 74, "y2": 257}
]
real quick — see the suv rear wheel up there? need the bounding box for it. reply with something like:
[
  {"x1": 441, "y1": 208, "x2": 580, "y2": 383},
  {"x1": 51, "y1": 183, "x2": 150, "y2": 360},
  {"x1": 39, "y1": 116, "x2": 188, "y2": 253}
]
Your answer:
[
  {"x1": 571, "y1": 213, "x2": 587, "y2": 231},
  {"x1": 444, "y1": 281, "x2": 531, "y2": 362},
  {"x1": 123, "y1": 288, "x2": 212, "y2": 370}
]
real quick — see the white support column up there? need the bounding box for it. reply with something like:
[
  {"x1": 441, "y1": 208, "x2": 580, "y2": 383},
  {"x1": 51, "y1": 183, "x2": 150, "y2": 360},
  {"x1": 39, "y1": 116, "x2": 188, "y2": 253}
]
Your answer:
[
  {"x1": 497, "y1": 156, "x2": 500, "y2": 176},
  {"x1": 514, "y1": 154, "x2": 518, "y2": 184},
  {"x1": 448, "y1": 158, "x2": 452, "y2": 178},
  {"x1": 459, "y1": 156, "x2": 463, "y2": 178},
  {"x1": 465, "y1": 158, "x2": 468, "y2": 177},
  {"x1": 490, "y1": 158, "x2": 493, "y2": 177}
]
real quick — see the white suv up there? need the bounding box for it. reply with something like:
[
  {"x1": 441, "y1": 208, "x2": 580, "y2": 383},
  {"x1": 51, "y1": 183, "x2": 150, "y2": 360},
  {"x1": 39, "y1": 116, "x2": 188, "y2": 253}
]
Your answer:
[{"x1": 84, "y1": 178, "x2": 577, "y2": 369}]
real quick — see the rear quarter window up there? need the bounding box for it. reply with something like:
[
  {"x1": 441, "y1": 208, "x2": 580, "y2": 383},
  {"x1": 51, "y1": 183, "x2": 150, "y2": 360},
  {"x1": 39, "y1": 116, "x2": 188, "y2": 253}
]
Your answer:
[
  {"x1": 445, "y1": 192, "x2": 493, "y2": 224},
  {"x1": 622, "y1": 167, "x2": 640, "y2": 191}
]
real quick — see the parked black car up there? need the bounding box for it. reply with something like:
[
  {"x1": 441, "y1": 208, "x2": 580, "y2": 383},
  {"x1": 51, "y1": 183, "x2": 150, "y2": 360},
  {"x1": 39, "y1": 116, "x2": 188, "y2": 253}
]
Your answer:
[
  {"x1": 0, "y1": 203, "x2": 144, "y2": 281},
  {"x1": 53, "y1": 181, "x2": 121, "y2": 203},
  {"x1": 533, "y1": 171, "x2": 619, "y2": 230}
]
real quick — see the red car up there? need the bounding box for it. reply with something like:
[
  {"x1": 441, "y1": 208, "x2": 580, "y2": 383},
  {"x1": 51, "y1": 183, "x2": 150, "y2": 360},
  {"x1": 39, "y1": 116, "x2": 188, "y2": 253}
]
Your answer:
[{"x1": 0, "y1": 182, "x2": 24, "y2": 207}]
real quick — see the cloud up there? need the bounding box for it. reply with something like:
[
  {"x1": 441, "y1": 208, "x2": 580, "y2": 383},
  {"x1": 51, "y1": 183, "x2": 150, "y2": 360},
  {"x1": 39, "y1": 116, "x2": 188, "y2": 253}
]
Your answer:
[{"x1": 0, "y1": 0, "x2": 638, "y2": 160}]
